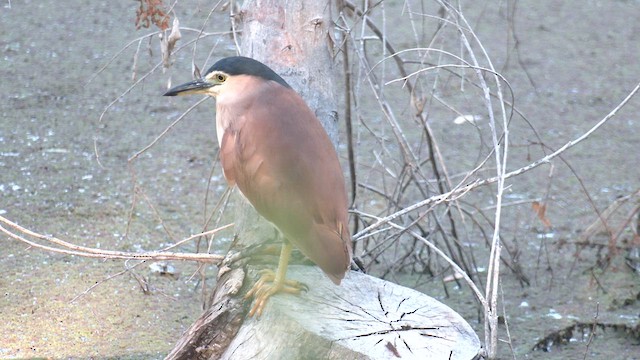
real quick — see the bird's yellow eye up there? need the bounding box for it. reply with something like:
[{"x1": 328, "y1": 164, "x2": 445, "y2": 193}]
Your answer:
[{"x1": 216, "y1": 74, "x2": 226, "y2": 82}]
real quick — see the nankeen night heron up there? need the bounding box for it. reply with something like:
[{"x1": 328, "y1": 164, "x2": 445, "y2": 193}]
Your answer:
[{"x1": 164, "y1": 56, "x2": 352, "y2": 316}]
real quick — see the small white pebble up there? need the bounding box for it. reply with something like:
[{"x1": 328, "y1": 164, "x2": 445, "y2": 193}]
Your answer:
[{"x1": 453, "y1": 114, "x2": 482, "y2": 125}]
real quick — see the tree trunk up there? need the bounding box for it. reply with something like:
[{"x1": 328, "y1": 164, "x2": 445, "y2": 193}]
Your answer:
[
  {"x1": 165, "y1": 1, "x2": 481, "y2": 359},
  {"x1": 220, "y1": 266, "x2": 481, "y2": 360},
  {"x1": 237, "y1": 0, "x2": 339, "y2": 144}
]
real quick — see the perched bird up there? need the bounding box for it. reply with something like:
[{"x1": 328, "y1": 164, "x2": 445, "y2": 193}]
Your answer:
[{"x1": 164, "y1": 56, "x2": 352, "y2": 316}]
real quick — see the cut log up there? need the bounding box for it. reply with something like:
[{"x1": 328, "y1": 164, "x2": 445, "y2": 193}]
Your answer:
[{"x1": 221, "y1": 265, "x2": 481, "y2": 360}]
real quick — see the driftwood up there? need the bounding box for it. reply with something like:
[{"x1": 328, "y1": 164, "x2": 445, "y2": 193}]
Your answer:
[{"x1": 165, "y1": 1, "x2": 480, "y2": 359}]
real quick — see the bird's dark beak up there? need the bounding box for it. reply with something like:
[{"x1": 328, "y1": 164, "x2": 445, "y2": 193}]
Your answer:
[{"x1": 163, "y1": 79, "x2": 214, "y2": 96}]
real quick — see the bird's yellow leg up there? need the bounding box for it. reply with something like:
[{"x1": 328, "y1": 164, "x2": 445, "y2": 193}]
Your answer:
[{"x1": 244, "y1": 242, "x2": 305, "y2": 317}]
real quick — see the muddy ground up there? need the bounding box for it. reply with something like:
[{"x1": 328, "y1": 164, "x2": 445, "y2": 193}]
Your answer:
[{"x1": 1, "y1": 1, "x2": 639, "y2": 359}]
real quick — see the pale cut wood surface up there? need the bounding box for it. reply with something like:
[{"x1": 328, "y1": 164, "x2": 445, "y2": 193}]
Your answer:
[{"x1": 222, "y1": 265, "x2": 481, "y2": 360}]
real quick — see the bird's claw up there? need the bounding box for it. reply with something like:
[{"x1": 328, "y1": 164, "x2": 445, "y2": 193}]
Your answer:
[{"x1": 244, "y1": 269, "x2": 306, "y2": 317}]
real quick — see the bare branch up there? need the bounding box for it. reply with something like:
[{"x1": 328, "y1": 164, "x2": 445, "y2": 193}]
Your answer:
[{"x1": 0, "y1": 215, "x2": 230, "y2": 264}]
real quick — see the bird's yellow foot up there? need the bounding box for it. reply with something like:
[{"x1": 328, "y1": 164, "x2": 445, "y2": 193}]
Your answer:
[{"x1": 244, "y1": 269, "x2": 306, "y2": 317}]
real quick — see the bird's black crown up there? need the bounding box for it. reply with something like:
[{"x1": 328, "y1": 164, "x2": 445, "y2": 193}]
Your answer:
[{"x1": 207, "y1": 56, "x2": 291, "y2": 89}]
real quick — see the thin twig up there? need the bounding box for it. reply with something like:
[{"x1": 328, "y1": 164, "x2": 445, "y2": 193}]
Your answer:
[
  {"x1": 0, "y1": 215, "x2": 230, "y2": 263},
  {"x1": 353, "y1": 81, "x2": 640, "y2": 240},
  {"x1": 128, "y1": 97, "x2": 209, "y2": 161},
  {"x1": 353, "y1": 209, "x2": 486, "y2": 306},
  {"x1": 583, "y1": 302, "x2": 599, "y2": 360}
]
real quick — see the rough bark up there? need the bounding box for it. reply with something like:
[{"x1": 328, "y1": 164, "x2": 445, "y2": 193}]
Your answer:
[{"x1": 165, "y1": 1, "x2": 481, "y2": 359}]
